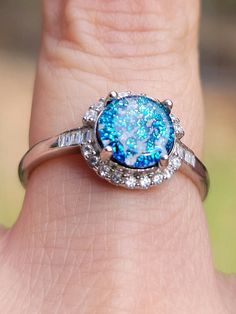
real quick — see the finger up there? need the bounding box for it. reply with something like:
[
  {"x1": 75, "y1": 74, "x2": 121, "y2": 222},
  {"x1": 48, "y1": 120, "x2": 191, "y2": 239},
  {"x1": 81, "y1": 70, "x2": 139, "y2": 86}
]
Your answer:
[
  {"x1": 217, "y1": 272, "x2": 236, "y2": 312},
  {"x1": 28, "y1": 0, "x2": 206, "y2": 250},
  {"x1": 4, "y1": 1, "x2": 227, "y2": 312},
  {"x1": 31, "y1": 0, "x2": 203, "y2": 152}
]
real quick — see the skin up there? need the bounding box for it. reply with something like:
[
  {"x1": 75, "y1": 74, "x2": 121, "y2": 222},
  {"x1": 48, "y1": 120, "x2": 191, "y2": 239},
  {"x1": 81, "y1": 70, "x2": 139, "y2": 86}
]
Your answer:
[{"x1": 0, "y1": 0, "x2": 235, "y2": 313}]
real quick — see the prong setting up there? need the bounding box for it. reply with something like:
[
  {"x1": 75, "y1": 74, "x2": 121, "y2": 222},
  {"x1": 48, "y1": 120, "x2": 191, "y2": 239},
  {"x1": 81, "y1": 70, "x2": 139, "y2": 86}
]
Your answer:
[
  {"x1": 105, "y1": 91, "x2": 118, "y2": 104},
  {"x1": 159, "y1": 155, "x2": 169, "y2": 169},
  {"x1": 163, "y1": 99, "x2": 173, "y2": 111},
  {"x1": 100, "y1": 146, "x2": 113, "y2": 161}
]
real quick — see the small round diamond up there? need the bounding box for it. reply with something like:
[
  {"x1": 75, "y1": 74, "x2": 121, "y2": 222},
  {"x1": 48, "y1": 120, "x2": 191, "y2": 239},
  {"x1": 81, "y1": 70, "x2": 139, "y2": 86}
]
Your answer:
[
  {"x1": 163, "y1": 169, "x2": 172, "y2": 179},
  {"x1": 140, "y1": 175, "x2": 151, "y2": 189},
  {"x1": 89, "y1": 156, "x2": 99, "y2": 166},
  {"x1": 90, "y1": 100, "x2": 104, "y2": 111},
  {"x1": 174, "y1": 123, "x2": 184, "y2": 138},
  {"x1": 83, "y1": 109, "x2": 98, "y2": 124},
  {"x1": 98, "y1": 164, "x2": 111, "y2": 177},
  {"x1": 111, "y1": 170, "x2": 123, "y2": 184},
  {"x1": 170, "y1": 114, "x2": 179, "y2": 123},
  {"x1": 125, "y1": 176, "x2": 137, "y2": 189},
  {"x1": 82, "y1": 145, "x2": 96, "y2": 159},
  {"x1": 169, "y1": 156, "x2": 181, "y2": 170},
  {"x1": 152, "y1": 173, "x2": 163, "y2": 184}
]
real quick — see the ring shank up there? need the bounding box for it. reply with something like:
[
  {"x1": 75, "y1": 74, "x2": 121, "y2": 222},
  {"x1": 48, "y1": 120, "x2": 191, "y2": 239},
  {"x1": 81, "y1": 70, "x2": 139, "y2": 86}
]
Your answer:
[
  {"x1": 19, "y1": 129, "x2": 209, "y2": 200},
  {"x1": 18, "y1": 136, "x2": 80, "y2": 186},
  {"x1": 180, "y1": 156, "x2": 209, "y2": 200}
]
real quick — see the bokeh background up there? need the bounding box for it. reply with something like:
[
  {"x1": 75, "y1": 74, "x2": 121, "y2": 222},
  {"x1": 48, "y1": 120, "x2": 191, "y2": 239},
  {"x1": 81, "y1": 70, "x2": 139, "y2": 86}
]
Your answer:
[{"x1": 0, "y1": 1, "x2": 235, "y2": 273}]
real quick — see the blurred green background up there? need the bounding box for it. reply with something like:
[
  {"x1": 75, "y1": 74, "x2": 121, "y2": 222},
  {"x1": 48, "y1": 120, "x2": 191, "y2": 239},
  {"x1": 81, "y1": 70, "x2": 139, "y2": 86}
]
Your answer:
[{"x1": 0, "y1": 1, "x2": 235, "y2": 273}]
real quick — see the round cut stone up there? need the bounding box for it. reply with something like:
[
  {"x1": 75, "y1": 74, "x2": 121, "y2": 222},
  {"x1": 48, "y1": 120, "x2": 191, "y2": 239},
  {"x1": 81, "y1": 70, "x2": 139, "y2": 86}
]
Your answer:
[
  {"x1": 98, "y1": 164, "x2": 111, "y2": 177},
  {"x1": 125, "y1": 176, "x2": 137, "y2": 188},
  {"x1": 82, "y1": 144, "x2": 96, "y2": 159},
  {"x1": 111, "y1": 170, "x2": 123, "y2": 184},
  {"x1": 169, "y1": 156, "x2": 181, "y2": 170},
  {"x1": 140, "y1": 175, "x2": 151, "y2": 189},
  {"x1": 97, "y1": 95, "x2": 175, "y2": 169},
  {"x1": 153, "y1": 173, "x2": 163, "y2": 185}
]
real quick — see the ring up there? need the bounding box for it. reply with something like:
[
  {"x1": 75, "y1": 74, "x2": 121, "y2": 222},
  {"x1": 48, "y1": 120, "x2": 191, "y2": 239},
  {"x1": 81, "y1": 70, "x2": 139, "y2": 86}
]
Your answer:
[{"x1": 19, "y1": 91, "x2": 209, "y2": 200}]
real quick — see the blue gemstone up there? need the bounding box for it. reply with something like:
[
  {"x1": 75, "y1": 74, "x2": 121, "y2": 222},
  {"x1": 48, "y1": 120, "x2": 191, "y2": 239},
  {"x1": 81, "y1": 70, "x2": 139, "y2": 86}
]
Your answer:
[{"x1": 97, "y1": 95, "x2": 175, "y2": 169}]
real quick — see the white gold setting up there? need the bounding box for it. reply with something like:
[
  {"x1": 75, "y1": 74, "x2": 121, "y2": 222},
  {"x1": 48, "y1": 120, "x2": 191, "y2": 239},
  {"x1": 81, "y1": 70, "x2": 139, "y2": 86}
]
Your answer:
[{"x1": 78, "y1": 91, "x2": 185, "y2": 190}]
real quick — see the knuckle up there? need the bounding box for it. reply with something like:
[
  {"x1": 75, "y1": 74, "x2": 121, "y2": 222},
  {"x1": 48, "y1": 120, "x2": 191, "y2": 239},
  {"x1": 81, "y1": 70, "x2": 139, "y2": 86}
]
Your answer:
[
  {"x1": 40, "y1": 0, "x2": 199, "y2": 95},
  {"x1": 44, "y1": 0, "x2": 198, "y2": 58}
]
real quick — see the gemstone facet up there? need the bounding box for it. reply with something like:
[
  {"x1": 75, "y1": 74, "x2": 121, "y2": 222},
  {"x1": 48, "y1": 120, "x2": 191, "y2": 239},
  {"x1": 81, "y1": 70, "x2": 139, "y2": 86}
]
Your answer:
[
  {"x1": 125, "y1": 176, "x2": 137, "y2": 188},
  {"x1": 97, "y1": 95, "x2": 175, "y2": 169},
  {"x1": 140, "y1": 175, "x2": 151, "y2": 188},
  {"x1": 152, "y1": 173, "x2": 163, "y2": 185}
]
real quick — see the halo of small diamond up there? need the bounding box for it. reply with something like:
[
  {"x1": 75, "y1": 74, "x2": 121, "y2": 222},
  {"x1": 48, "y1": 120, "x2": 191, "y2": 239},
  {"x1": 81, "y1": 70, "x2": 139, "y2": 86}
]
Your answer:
[{"x1": 80, "y1": 92, "x2": 185, "y2": 189}]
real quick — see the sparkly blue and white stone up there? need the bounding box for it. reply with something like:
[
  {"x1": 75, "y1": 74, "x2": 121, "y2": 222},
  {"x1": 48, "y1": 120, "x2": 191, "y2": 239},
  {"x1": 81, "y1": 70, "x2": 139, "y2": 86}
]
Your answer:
[{"x1": 97, "y1": 95, "x2": 175, "y2": 169}]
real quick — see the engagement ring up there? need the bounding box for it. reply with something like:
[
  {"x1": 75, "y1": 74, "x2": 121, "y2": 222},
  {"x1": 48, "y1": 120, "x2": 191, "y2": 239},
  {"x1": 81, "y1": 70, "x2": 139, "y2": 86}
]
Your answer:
[{"x1": 19, "y1": 91, "x2": 209, "y2": 200}]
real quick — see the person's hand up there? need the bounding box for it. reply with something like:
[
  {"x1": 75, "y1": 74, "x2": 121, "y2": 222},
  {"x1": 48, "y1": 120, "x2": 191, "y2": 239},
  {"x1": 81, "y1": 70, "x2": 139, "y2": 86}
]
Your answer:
[{"x1": 0, "y1": 1, "x2": 235, "y2": 313}]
